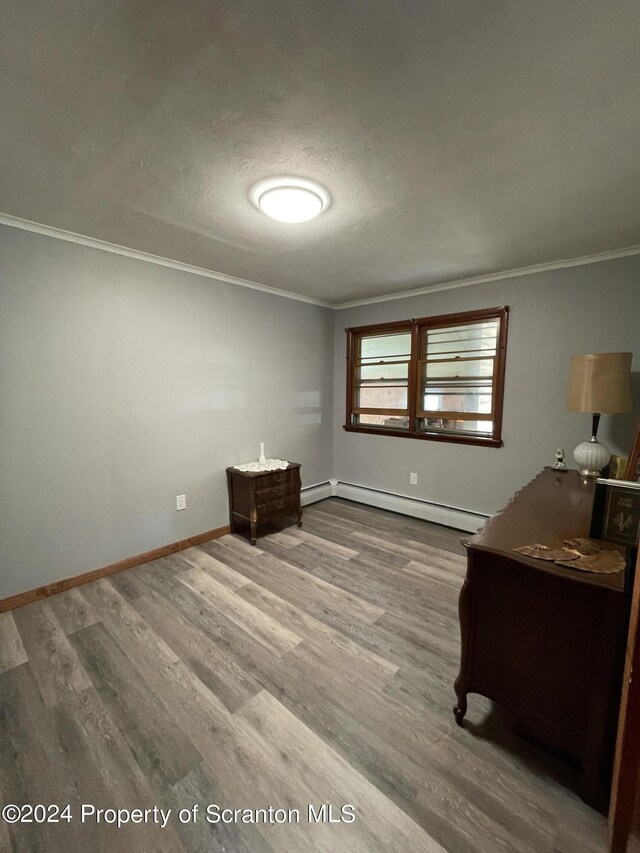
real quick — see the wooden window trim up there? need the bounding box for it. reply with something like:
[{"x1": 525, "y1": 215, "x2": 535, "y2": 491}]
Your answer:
[{"x1": 345, "y1": 306, "x2": 509, "y2": 447}]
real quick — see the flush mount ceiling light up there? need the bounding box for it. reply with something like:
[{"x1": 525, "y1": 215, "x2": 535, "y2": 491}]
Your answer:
[{"x1": 250, "y1": 177, "x2": 330, "y2": 223}]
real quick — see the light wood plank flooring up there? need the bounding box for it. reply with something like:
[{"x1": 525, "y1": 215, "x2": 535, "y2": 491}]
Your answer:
[{"x1": 0, "y1": 499, "x2": 607, "y2": 852}]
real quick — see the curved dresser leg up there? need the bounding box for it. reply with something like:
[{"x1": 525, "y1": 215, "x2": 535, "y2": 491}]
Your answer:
[
  {"x1": 453, "y1": 570, "x2": 473, "y2": 727},
  {"x1": 453, "y1": 679, "x2": 468, "y2": 726}
]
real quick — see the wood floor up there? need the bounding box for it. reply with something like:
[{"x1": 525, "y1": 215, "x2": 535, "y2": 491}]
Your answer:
[{"x1": 0, "y1": 499, "x2": 608, "y2": 852}]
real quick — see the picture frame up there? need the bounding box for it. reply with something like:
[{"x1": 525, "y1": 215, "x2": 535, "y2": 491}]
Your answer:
[
  {"x1": 625, "y1": 420, "x2": 640, "y2": 481},
  {"x1": 590, "y1": 478, "x2": 640, "y2": 547},
  {"x1": 608, "y1": 454, "x2": 628, "y2": 480}
]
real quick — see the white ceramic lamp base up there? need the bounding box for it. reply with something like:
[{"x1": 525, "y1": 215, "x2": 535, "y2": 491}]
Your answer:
[{"x1": 573, "y1": 438, "x2": 610, "y2": 478}]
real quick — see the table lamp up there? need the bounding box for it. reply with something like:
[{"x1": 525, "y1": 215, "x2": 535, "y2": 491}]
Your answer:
[{"x1": 567, "y1": 352, "x2": 632, "y2": 477}]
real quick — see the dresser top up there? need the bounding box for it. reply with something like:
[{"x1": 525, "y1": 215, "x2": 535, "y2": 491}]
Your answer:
[
  {"x1": 226, "y1": 462, "x2": 301, "y2": 478},
  {"x1": 469, "y1": 468, "x2": 625, "y2": 591}
]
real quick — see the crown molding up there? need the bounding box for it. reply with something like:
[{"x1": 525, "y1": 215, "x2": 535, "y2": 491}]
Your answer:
[
  {"x1": 0, "y1": 212, "x2": 332, "y2": 308},
  {"x1": 333, "y1": 244, "x2": 640, "y2": 309},
  {"x1": 2, "y1": 211, "x2": 639, "y2": 310}
]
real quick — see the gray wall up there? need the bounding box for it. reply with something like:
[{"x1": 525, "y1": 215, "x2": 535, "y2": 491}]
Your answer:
[
  {"x1": 333, "y1": 255, "x2": 640, "y2": 517},
  {"x1": 0, "y1": 225, "x2": 334, "y2": 599},
  {"x1": 2, "y1": 223, "x2": 639, "y2": 601}
]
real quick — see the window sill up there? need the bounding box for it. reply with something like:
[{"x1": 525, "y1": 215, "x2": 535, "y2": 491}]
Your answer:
[{"x1": 343, "y1": 424, "x2": 503, "y2": 448}]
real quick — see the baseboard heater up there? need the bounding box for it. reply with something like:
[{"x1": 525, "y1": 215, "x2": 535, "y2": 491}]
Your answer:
[{"x1": 302, "y1": 479, "x2": 487, "y2": 533}]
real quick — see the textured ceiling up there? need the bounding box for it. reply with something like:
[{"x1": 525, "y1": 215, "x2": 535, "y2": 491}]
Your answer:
[{"x1": 1, "y1": 0, "x2": 639, "y2": 304}]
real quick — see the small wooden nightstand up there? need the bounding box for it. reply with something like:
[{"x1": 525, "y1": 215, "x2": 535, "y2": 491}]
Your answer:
[{"x1": 226, "y1": 463, "x2": 302, "y2": 545}]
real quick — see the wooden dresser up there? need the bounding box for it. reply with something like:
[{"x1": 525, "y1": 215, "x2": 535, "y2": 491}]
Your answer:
[
  {"x1": 454, "y1": 468, "x2": 627, "y2": 808},
  {"x1": 226, "y1": 463, "x2": 302, "y2": 545}
]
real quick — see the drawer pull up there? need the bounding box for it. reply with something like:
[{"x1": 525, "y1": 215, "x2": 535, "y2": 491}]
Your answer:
[
  {"x1": 275, "y1": 488, "x2": 283, "y2": 496},
  {"x1": 276, "y1": 501, "x2": 284, "y2": 509},
  {"x1": 275, "y1": 474, "x2": 283, "y2": 482}
]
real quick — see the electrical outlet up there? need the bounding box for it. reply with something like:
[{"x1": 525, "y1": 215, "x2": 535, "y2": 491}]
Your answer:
[
  {"x1": 176, "y1": 494, "x2": 186, "y2": 511},
  {"x1": 409, "y1": 473, "x2": 418, "y2": 485}
]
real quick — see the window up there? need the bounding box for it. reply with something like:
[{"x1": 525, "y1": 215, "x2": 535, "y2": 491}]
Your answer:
[{"x1": 345, "y1": 307, "x2": 509, "y2": 446}]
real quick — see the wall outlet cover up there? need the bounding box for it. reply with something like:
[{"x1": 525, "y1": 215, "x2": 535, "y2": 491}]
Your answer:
[{"x1": 176, "y1": 494, "x2": 186, "y2": 510}]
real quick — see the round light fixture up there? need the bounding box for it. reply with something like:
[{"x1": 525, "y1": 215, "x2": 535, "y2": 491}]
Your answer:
[{"x1": 250, "y1": 177, "x2": 330, "y2": 223}]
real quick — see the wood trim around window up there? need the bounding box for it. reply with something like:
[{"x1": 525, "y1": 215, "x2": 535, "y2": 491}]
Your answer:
[{"x1": 344, "y1": 306, "x2": 509, "y2": 447}]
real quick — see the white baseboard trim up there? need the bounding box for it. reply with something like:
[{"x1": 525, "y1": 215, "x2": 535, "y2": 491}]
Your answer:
[
  {"x1": 333, "y1": 481, "x2": 488, "y2": 533},
  {"x1": 301, "y1": 482, "x2": 334, "y2": 505}
]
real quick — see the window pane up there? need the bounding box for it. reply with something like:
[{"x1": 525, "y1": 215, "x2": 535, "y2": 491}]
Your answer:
[
  {"x1": 419, "y1": 417, "x2": 494, "y2": 436},
  {"x1": 355, "y1": 330, "x2": 410, "y2": 413},
  {"x1": 358, "y1": 363, "x2": 408, "y2": 382},
  {"x1": 425, "y1": 358, "x2": 494, "y2": 379},
  {"x1": 425, "y1": 320, "x2": 498, "y2": 359},
  {"x1": 421, "y1": 390, "x2": 493, "y2": 415},
  {"x1": 421, "y1": 318, "x2": 499, "y2": 419},
  {"x1": 356, "y1": 414, "x2": 410, "y2": 429},
  {"x1": 357, "y1": 384, "x2": 408, "y2": 409},
  {"x1": 361, "y1": 333, "x2": 411, "y2": 362}
]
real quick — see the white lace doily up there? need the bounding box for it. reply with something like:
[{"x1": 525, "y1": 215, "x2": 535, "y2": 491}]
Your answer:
[{"x1": 234, "y1": 458, "x2": 289, "y2": 473}]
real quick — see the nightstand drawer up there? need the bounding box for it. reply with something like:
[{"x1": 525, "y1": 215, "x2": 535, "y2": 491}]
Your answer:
[
  {"x1": 255, "y1": 468, "x2": 298, "y2": 490},
  {"x1": 256, "y1": 495, "x2": 298, "y2": 515},
  {"x1": 255, "y1": 481, "x2": 297, "y2": 502}
]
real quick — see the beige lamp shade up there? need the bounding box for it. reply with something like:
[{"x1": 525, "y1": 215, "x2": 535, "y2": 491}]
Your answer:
[{"x1": 567, "y1": 352, "x2": 632, "y2": 413}]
